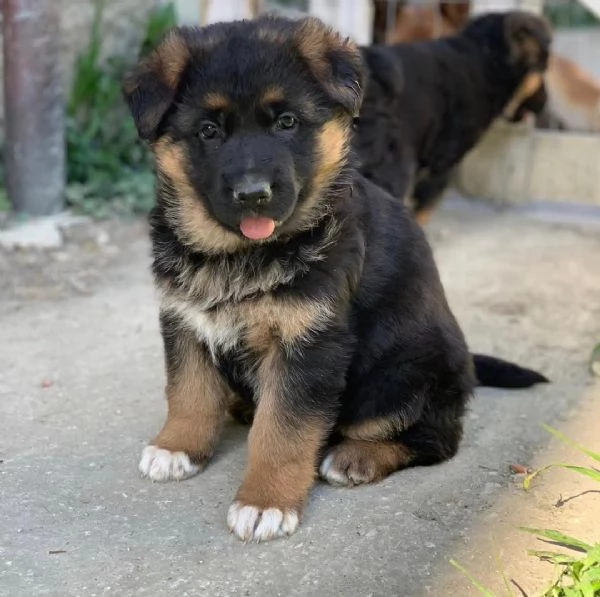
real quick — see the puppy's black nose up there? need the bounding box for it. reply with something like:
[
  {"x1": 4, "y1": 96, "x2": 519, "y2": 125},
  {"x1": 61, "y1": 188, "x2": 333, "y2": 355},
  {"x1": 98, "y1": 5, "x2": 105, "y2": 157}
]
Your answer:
[{"x1": 232, "y1": 178, "x2": 272, "y2": 206}]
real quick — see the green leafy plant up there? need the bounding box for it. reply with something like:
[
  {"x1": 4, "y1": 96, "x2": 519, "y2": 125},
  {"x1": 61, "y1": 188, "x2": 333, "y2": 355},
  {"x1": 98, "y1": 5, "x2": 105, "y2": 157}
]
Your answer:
[
  {"x1": 452, "y1": 425, "x2": 600, "y2": 596},
  {"x1": 449, "y1": 559, "x2": 499, "y2": 597},
  {"x1": 139, "y1": 2, "x2": 177, "y2": 58},
  {"x1": 544, "y1": 4, "x2": 600, "y2": 29},
  {"x1": 590, "y1": 343, "x2": 600, "y2": 377},
  {"x1": 65, "y1": 1, "x2": 176, "y2": 217},
  {"x1": 522, "y1": 426, "x2": 600, "y2": 596}
]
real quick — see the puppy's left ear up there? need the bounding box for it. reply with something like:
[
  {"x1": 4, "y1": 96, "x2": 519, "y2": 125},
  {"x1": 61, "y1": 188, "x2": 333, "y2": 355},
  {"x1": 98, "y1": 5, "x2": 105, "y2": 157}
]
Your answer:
[
  {"x1": 505, "y1": 11, "x2": 552, "y2": 70},
  {"x1": 295, "y1": 17, "x2": 366, "y2": 117},
  {"x1": 123, "y1": 30, "x2": 191, "y2": 141}
]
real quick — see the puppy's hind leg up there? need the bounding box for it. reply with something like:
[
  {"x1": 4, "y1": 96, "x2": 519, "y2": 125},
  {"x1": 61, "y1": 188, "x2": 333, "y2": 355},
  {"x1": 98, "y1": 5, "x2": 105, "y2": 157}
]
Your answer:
[
  {"x1": 320, "y1": 413, "x2": 464, "y2": 487},
  {"x1": 320, "y1": 356, "x2": 469, "y2": 487}
]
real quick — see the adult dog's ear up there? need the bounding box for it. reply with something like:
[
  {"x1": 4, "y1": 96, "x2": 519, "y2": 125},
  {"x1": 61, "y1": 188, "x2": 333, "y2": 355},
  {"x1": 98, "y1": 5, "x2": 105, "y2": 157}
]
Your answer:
[
  {"x1": 440, "y1": 1, "x2": 471, "y2": 30},
  {"x1": 123, "y1": 30, "x2": 191, "y2": 141},
  {"x1": 295, "y1": 17, "x2": 366, "y2": 117},
  {"x1": 505, "y1": 11, "x2": 552, "y2": 70}
]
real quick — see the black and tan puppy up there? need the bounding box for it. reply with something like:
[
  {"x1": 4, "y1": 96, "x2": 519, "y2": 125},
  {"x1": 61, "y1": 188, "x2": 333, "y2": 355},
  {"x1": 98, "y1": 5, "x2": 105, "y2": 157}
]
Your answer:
[
  {"x1": 356, "y1": 11, "x2": 552, "y2": 224},
  {"x1": 124, "y1": 16, "x2": 546, "y2": 543}
]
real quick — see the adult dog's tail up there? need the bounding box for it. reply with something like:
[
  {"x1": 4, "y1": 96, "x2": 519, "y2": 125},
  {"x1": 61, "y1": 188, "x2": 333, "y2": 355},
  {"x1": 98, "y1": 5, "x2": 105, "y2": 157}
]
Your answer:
[{"x1": 473, "y1": 354, "x2": 549, "y2": 388}]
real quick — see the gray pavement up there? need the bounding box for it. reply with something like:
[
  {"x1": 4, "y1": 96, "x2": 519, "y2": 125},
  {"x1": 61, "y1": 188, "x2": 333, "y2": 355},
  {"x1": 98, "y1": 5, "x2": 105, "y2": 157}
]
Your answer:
[{"x1": 1, "y1": 201, "x2": 599, "y2": 597}]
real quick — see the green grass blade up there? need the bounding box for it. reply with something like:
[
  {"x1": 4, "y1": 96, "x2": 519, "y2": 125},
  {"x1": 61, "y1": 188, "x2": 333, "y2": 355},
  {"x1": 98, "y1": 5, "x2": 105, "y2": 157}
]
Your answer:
[
  {"x1": 590, "y1": 342, "x2": 600, "y2": 377},
  {"x1": 584, "y1": 545, "x2": 600, "y2": 564},
  {"x1": 553, "y1": 465, "x2": 600, "y2": 483},
  {"x1": 520, "y1": 527, "x2": 593, "y2": 552},
  {"x1": 493, "y1": 550, "x2": 514, "y2": 597},
  {"x1": 582, "y1": 583, "x2": 599, "y2": 597},
  {"x1": 449, "y1": 559, "x2": 497, "y2": 597},
  {"x1": 527, "y1": 550, "x2": 579, "y2": 565},
  {"x1": 524, "y1": 463, "x2": 600, "y2": 489},
  {"x1": 542, "y1": 424, "x2": 600, "y2": 463},
  {"x1": 523, "y1": 465, "x2": 553, "y2": 490}
]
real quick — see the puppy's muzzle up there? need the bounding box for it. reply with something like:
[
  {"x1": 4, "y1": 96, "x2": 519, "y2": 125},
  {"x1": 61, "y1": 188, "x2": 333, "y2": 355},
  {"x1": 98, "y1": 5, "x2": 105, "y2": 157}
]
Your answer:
[{"x1": 232, "y1": 176, "x2": 273, "y2": 209}]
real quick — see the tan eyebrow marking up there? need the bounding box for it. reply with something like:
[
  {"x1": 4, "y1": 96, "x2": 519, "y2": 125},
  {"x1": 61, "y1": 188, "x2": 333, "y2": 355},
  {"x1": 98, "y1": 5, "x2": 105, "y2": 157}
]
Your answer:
[
  {"x1": 260, "y1": 86, "x2": 285, "y2": 105},
  {"x1": 203, "y1": 92, "x2": 230, "y2": 111}
]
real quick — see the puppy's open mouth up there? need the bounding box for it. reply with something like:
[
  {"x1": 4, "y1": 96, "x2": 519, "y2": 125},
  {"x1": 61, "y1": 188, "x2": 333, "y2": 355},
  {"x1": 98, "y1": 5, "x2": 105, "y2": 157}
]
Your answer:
[{"x1": 239, "y1": 216, "x2": 277, "y2": 240}]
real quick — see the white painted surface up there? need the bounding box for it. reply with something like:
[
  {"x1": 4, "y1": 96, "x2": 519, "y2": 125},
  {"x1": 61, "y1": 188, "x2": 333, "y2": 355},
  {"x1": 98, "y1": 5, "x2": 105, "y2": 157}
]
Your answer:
[
  {"x1": 308, "y1": 0, "x2": 373, "y2": 44},
  {"x1": 200, "y1": 0, "x2": 257, "y2": 24},
  {"x1": 172, "y1": 0, "x2": 201, "y2": 25},
  {"x1": 470, "y1": 0, "x2": 542, "y2": 14}
]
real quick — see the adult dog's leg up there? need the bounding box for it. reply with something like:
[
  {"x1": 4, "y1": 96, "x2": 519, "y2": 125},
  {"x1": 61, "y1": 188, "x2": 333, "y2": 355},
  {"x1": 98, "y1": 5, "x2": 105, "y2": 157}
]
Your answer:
[{"x1": 412, "y1": 170, "x2": 453, "y2": 225}]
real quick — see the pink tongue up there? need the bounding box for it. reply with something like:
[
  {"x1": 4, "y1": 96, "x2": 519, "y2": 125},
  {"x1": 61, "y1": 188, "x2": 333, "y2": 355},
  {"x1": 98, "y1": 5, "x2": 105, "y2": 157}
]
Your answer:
[{"x1": 240, "y1": 217, "x2": 276, "y2": 240}]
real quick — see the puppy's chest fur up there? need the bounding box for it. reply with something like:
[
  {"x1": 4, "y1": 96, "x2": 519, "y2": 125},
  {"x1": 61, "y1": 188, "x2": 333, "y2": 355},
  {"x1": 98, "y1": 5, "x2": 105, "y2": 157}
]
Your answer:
[{"x1": 155, "y1": 226, "x2": 340, "y2": 363}]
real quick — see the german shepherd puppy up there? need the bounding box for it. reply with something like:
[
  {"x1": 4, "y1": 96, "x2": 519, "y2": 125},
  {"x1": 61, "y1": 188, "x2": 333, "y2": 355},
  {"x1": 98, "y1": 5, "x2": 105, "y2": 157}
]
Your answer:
[
  {"x1": 356, "y1": 11, "x2": 552, "y2": 223},
  {"x1": 124, "y1": 16, "x2": 546, "y2": 542}
]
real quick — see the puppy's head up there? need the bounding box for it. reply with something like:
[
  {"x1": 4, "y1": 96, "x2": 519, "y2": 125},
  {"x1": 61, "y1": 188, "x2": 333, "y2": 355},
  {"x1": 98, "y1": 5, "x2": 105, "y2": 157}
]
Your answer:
[
  {"x1": 463, "y1": 11, "x2": 552, "y2": 122},
  {"x1": 123, "y1": 17, "x2": 365, "y2": 253}
]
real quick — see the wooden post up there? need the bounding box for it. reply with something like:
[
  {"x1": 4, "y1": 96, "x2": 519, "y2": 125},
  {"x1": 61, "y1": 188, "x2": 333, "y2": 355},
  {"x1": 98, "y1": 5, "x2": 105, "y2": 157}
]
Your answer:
[{"x1": 3, "y1": 0, "x2": 65, "y2": 215}]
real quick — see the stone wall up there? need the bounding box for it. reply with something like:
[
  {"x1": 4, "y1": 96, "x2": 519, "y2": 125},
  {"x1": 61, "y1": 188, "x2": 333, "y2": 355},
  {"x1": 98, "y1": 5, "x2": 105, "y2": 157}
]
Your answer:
[{"x1": 0, "y1": 0, "x2": 162, "y2": 130}]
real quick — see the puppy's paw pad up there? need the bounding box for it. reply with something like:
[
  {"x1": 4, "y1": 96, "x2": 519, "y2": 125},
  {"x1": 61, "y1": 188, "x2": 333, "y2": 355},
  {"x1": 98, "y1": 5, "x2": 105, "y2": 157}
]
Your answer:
[
  {"x1": 319, "y1": 450, "x2": 374, "y2": 487},
  {"x1": 138, "y1": 445, "x2": 200, "y2": 482},
  {"x1": 227, "y1": 501, "x2": 299, "y2": 542}
]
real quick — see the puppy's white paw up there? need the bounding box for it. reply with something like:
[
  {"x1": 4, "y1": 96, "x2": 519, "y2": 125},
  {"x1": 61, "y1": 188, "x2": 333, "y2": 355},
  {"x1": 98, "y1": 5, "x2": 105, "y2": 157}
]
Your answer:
[
  {"x1": 319, "y1": 451, "x2": 375, "y2": 486},
  {"x1": 319, "y1": 453, "x2": 354, "y2": 486},
  {"x1": 227, "y1": 501, "x2": 299, "y2": 542},
  {"x1": 138, "y1": 445, "x2": 200, "y2": 482}
]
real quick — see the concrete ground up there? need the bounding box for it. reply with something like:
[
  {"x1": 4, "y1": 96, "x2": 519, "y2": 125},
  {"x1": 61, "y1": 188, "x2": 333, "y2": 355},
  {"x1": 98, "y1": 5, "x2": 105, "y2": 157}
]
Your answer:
[{"x1": 1, "y1": 198, "x2": 599, "y2": 597}]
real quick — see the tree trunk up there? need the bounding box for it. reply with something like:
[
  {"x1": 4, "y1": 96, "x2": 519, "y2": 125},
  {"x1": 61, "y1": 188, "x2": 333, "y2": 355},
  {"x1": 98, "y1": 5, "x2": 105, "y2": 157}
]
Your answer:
[{"x1": 3, "y1": 0, "x2": 65, "y2": 215}]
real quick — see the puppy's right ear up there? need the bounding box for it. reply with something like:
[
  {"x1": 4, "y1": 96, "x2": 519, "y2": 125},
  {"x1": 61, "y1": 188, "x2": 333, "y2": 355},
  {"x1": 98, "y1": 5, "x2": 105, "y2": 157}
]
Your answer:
[
  {"x1": 295, "y1": 17, "x2": 366, "y2": 118},
  {"x1": 123, "y1": 30, "x2": 190, "y2": 141}
]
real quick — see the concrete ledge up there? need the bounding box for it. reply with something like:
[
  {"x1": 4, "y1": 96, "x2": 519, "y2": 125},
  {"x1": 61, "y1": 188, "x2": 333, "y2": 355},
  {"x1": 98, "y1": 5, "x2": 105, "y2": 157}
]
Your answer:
[
  {"x1": 0, "y1": 212, "x2": 99, "y2": 250},
  {"x1": 455, "y1": 120, "x2": 600, "y2": 207}
]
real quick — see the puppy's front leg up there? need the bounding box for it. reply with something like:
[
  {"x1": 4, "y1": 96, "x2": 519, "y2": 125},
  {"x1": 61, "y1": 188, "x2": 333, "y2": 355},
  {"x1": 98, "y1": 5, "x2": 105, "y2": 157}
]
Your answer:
[
  {"x1": 139, "y1": 311, "x2": 230, "y2": 482},
  {"x1": 227, "y1": 337, "x2": 347, "y2": 542}
]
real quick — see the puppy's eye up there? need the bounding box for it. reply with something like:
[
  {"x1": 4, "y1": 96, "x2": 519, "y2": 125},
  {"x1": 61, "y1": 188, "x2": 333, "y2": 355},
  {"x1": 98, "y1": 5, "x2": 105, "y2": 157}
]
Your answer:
[
  {"x1": 199, "y1": 121, "x2": 219, "y2": 140},
  {"x1": 275, "y1": 113, "x2": 298, "y2": 131}
]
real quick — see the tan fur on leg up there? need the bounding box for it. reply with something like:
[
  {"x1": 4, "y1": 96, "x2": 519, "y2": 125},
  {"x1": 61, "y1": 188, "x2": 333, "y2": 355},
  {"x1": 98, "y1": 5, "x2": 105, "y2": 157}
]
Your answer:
[
  {"x1": 228, "y1": 347, "x2": 329, "y2": 541},
  {"x1": 144, "y1": 330, "x2": 230, "y2": 481}
]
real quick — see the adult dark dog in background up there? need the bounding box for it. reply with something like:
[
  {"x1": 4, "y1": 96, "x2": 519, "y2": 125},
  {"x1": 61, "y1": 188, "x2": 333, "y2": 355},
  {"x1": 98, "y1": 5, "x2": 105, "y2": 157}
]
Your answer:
[
  {"x1": 373, "y1": 1, "x2": 600, "y2": 135},
  {"x1": 124, "y1": 16, "x2": 547, "y2": 543},
  {"x1": 356, "y1": 11, "x2": 552, "y2": 224},
  {"x1": 372, "y1": 0, "x2": 471, "y2": 44}
]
